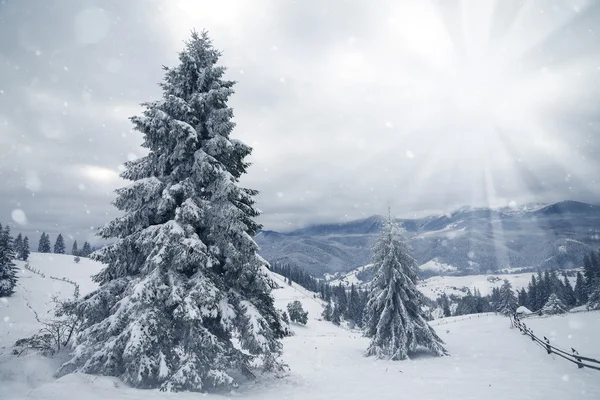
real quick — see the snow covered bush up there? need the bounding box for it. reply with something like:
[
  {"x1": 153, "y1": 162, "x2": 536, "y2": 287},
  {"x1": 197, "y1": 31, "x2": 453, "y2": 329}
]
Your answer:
[
  {"x1": 587, "y1": 287, "x2": 600, "y2": 310},
  {"x1": 541, "y1": 293, "x2": 567, "y2": 315},
  {"x1": 73, "y1": 256, "x2": 81, "y2": 264},
  {"x1": 287, "y1": 301, "x2": 308, "y2": 325},
  {"x1": 279, "y1": 310, "x2": 294, "y2": 336},
  {"x1": 363, "y1": 214, "x2": 447, "y2": 360},
  {"x1": 56, "y1": 31, "x2": 285, "y2": 393},
  {"x1": 15, "y1": 298, "x2": 79, "y2": 356}
]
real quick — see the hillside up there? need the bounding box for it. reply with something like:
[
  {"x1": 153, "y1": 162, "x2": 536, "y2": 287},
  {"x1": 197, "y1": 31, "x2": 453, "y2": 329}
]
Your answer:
[
  {"x1": 255, "y1": 200, "x2": 600, "y2": 277},
  {"x1": 1, "y1": 253, "x2": 600, "y2": 399},
  {"x1": 329, "y1": 264, "x2": 578, "y2": 302}
]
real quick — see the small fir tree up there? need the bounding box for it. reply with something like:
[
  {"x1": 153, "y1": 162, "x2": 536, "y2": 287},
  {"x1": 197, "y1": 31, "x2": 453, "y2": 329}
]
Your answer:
[
  {"x1": 287, "y1": 301, "x2": 308, "y2": 325},
  {"x1": 541, "y1": 293, "x2": 567, "y2": 315},
  {"x1": 21, "y1": 236, "x2": 30, "y2": 261},
  {"x1": 54, "y1": 233, "x2": 66, "y2": 254},
  {"x1": 80, "y1": 241, "x2": 92, "y2": 257},
  {"x1": 14, "y1": 233, "x2": 23, "y2": 260},
  {"x1": 38, "y1": 232, "x2": 51, "y2": 253},
  {"x1": 496, "y1": 280, "x2": 518, "y2": 315},
  {"x1": 0, "y1": 224, "x2": 18, "y2": 297},
  {"x1": 72, "y1": 240, "x2": 79, "y2": 256}
]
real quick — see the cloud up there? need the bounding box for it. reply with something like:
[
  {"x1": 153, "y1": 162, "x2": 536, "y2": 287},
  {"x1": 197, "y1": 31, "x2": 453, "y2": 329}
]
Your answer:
[{"x1": 1, "y1": 0, "x2": 599, "y2": 237}]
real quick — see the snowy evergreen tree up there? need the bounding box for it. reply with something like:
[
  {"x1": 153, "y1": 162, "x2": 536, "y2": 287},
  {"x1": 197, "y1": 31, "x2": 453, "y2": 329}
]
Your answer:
[
  {"x1": 363, "y1": 214, "x2": 446, "y2": 360},
  {"x1": 72, "y1": 240, "x2": 79, "y2": 256},
  {"x1": 517, "y1": 288, "x2": 528, "y2": 308},
  {"x1": 80, "y1": 241, "x2": 92, "y2": 257},
  {"x1": 21, "y1": 236, "x2": 30, "y2": 261},
  {"x1": 322, "y1": 302, "x2": 332, "y2": 322},
  {"x1": 561, "y1": 273, "x2": 576, "y2": 307},
  {"x1": 441, "y1": 294, "x2": 451, "y2": 317},
  {"x1": 278, "y1": 310, "x2": 293, "y2": 337},
  {"x1": 347, "y1": 284, "x2": 363, "y2": 326},
  {"x1": 331, "y1": 302, "x2": 342, "y2": 325},
  {"x1": 496, "y1": 280, "x2": 517, "y2": 315},
  {"x1": 0, "y1": 224, "x2": 18, "y2": 297},
  {"x1": 54, "y1": 233, "x2": 66, "y2": 254},
  {"x1": 287, "y1": 301, "x2": 308, "y2": 325},
  {"x1": 587, "y1": 286, "x2": 600, "y2": 310},
  {"x1": 541, "y1": 293, "x2": 567, "y2": 315},
  {"x1": 57, "y1": 31, "x2": 284, "y2": 392},
  {"x1": 14, "y1": 233, "x2": 23, "y2": 260},
  {"x1": 584, "y1": 252, "x2": 600, "y2": 289},
  {"x1": 574, "y1": 271, "x2": 588, "y2": 306},
  {"x1": 38, "y1": 232, "x2": 51, "y2": 253},
  {"x1": 527, "y1": 275, "x2": 538, "y2": 310}
]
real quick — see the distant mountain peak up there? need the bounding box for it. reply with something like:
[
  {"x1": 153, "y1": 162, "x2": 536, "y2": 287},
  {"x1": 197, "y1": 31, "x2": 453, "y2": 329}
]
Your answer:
[{"x1": 256, "y1": 200, "x2": 600, "y2": 278}]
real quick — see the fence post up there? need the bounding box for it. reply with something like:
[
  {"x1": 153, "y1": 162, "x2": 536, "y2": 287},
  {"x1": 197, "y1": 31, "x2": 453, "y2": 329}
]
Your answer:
[
  {"x1": 572, "y1": 348, "x2": 584, "y2": 369},
  {"x1": 544, "y1": 337, "x2": 552, "y2": 354}
]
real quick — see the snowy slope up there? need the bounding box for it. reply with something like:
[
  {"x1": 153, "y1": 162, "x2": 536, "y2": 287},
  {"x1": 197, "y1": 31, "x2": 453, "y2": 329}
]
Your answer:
[
  {"x1": 418, "y1": 273, "x2": 578, "y2": 301},
  {"x1": 1, "y1": 253, "x2": 599, "y2": 400}
]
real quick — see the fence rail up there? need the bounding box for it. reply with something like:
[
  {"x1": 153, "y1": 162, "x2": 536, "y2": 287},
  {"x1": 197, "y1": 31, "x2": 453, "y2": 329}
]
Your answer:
[
  {"x1": 23, "y1": 262, "x2": 80, "y2": 299},
  {"x1": 511, "y1": 314, "x2": 600, "y2": 371}
]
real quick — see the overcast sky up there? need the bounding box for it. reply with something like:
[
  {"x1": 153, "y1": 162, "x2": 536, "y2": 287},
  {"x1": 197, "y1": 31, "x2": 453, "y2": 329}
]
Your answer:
[{"x1": 1, "y1": 0, "x2": 600, "y2": 244}]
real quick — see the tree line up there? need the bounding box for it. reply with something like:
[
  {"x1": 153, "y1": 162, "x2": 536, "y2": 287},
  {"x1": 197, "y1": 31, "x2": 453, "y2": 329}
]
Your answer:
[
  {"x1": 0, "y1": 222, "x2": 99, "y2": 298},
  {"x1": 515, "y1": 249, "x2": 600, "y2": 312},
  {"x1": 36, "y1": 232, "x2": 94, "y2": 257}
]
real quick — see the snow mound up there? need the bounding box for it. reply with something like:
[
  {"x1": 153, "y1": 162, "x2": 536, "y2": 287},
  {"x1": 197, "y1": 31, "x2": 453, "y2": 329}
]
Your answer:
[{"x1": 516, "y1": 306, "x2": 533, "y2": 315}]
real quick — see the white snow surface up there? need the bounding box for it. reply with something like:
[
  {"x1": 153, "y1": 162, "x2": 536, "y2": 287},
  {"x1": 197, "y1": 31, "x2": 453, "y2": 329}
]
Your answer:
[{"x1": 1, "y1": 253, "x2": 599, "y2": 399}]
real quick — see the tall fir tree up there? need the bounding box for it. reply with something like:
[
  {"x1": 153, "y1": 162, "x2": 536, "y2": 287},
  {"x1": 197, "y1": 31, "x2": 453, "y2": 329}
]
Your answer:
[
  {"x1": 80, "y1": 241, "x2": 92, "y2": 257},
  {"x1": 527, "y1": 275, "x2": 538, "y2": 310},
  {"x1": 38, "y1": 232, "x2": 51, "y2": 253},
  {"x1": 57, "y1": 31, "x2": 284, "y2": 392},
  {"x1": 54, "y1": 233, "x2": 66, "y2": 254},
  {"x1": 574, "y1": 271, "x2": 588, "y2": 306},
  {"x1": 496, "y1": 280, "x2": 518, "y2": 315},
  {"x1": 21, "y1": 236, "x2": 30, "y2": 261},
  {"x1": 363, "y1": 214, "x2": 446, "y2": 360},
  {"x1": 347, "y1": 284, "x2": 363, "y2": 326},
  {"x1": 0, "y1": 224, "x2": 18, "y2": 297},
  {"x1": 13, "y1": 233, "x2": 23, "y2": 260},
  {"x1": 441, "y1": 293, "x2": 451, "y2": 317},
  {"x1": 72, "y1": 240, "x2": 79, "y2": 256},
  {"x1": 517, "y1": 288, "x2": 528, "y2": 308},
  {"x1": 561, "y1": 273, "x2": 576, "y2": 307}
]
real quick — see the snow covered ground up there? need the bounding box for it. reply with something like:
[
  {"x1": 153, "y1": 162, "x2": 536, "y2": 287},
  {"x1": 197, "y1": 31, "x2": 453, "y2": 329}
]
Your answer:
[{"x1": 1, "y1": 253, "x2": 599, "y2": 400}]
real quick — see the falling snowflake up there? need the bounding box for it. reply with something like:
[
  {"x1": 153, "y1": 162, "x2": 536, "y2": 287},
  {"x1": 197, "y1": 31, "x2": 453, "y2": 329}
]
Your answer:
[{"x1": 11, "y1": 209, "x2": 28, "y2": 225}]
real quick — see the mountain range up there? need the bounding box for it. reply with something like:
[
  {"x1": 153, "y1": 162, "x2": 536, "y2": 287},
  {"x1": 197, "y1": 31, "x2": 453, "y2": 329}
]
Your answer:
[{"x1": 255, "y1": 200, "x2": 600, "y2": 278}]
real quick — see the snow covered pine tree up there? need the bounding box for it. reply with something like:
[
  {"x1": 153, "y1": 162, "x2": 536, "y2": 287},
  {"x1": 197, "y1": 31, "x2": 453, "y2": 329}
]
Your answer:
[
  {"x1": 0, "y1": 223, "x2": 18, "y2": 297},
  {"x1": 364, "y1": 214, "x2": 447, "y2": 360},
  {"x1": 497, "y1": 279, "x2": 518, "y2": 315},
  {"x1": 57, "y1": 31, "x2": 285, "y2": 392},
  {"x1": 541, "y1": 293, "x2": 567, "y2": 315}
]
